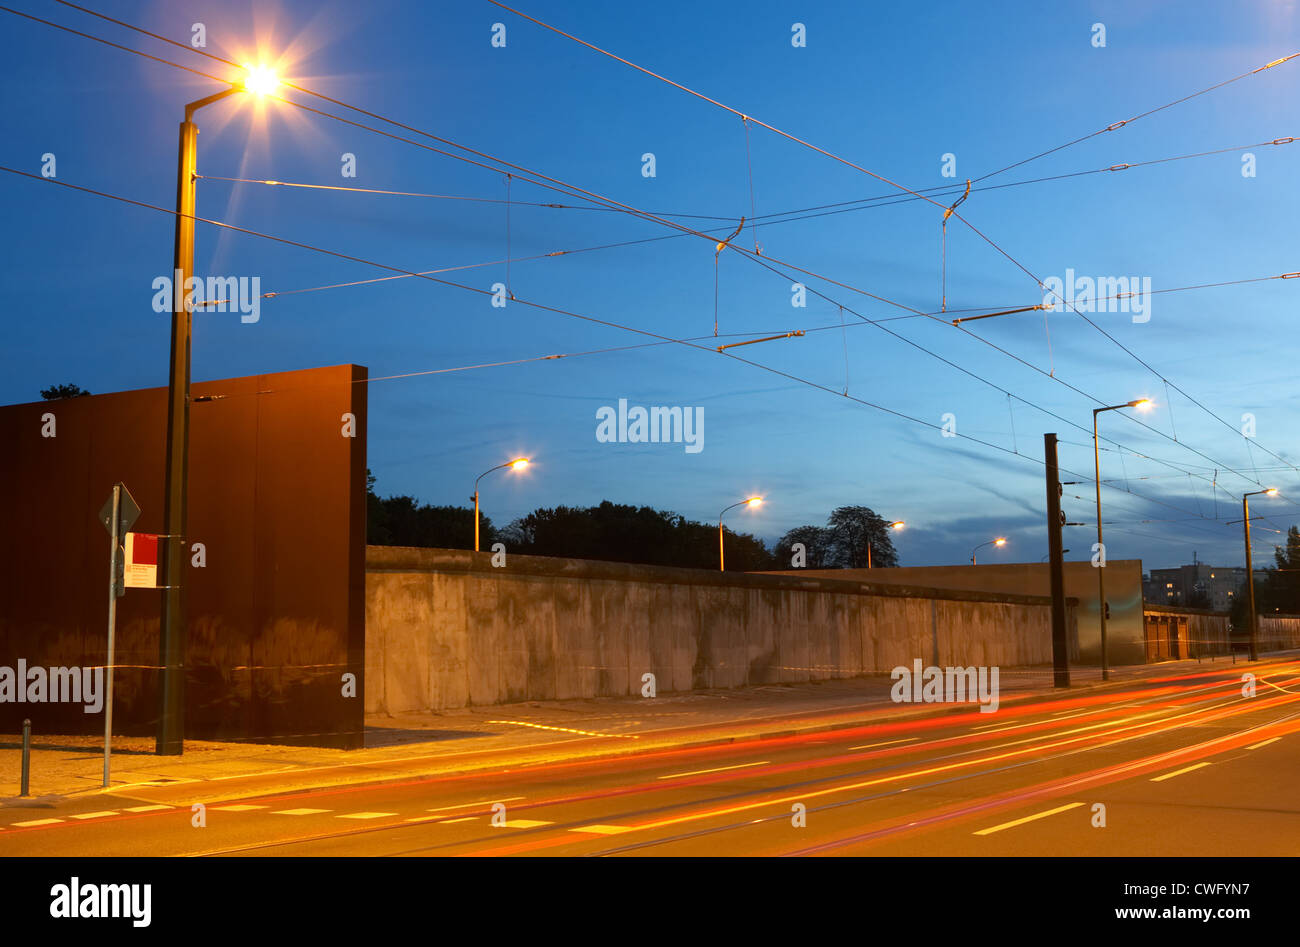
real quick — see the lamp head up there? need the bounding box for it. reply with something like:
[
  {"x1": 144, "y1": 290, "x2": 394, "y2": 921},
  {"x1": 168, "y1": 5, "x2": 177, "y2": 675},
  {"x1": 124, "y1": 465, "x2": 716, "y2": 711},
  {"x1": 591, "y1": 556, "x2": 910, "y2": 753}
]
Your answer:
[
  {"x1": 1265, "y1": 487, "x2": 1279, "y2": 496},
  {"x1": 888, "y1": 521, "x2": 904, "y2": 530},
  {"x1": 746, "y1": 496, "x2": 763, "y2": 508},
  {"x1": 509, "y1": 458, "x2": 530, "y2": 471},
  {"x1": 242, "y1": 64, "x2": 281, "y2": 96},
  {"x1": 1128, "y1": 398, "x2": 1154, "y2": 411},
  {"x1": 994, "y1": 537, "x2": 1007, "y2": 546}
]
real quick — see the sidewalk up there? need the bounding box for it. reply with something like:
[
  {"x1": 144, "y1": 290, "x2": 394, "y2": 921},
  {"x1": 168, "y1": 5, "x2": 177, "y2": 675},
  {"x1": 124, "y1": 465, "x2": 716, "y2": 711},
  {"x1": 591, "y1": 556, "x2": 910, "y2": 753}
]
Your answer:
[{"x1": 0, "y1": 651, "x2": 1269, "y2": 807}]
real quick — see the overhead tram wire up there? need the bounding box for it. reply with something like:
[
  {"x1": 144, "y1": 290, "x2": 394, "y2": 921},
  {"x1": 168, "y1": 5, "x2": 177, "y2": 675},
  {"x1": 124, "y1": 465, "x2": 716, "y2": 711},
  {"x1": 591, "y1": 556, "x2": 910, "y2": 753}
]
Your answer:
[
  {"x1": 195, "y1": 174, "x2": 740, "y2": 221},
  {"x1": 970, "y1": 53, "x2": 1300, "y2": 184},
  {"x1": 482, "y1": 0, "x2": 1300, "y2": 485},
  {"x1": 19, "y1": 5, "x2": 1291, "y2": 514},
  {"x1": 0, "y1": 162, "x2": 1226, "y2": 533}
]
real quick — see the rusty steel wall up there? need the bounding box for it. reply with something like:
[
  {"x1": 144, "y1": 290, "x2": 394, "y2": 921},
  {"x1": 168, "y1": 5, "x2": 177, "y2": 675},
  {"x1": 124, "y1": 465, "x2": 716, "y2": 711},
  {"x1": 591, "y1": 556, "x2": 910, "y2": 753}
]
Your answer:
[{"x1": 0, "y1": 364, "x2": 367, "y2": 748}]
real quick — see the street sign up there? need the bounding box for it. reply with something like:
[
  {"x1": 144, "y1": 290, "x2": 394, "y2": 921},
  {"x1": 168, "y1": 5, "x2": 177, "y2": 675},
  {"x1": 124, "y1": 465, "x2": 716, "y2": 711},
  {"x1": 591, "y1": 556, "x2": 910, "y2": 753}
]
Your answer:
[
  {"x1": 98, "y1": 484, "x2": 140, "y2": 537},
  {"x1": 124, "y1": 532, "x2": 159, "y2": 588}
]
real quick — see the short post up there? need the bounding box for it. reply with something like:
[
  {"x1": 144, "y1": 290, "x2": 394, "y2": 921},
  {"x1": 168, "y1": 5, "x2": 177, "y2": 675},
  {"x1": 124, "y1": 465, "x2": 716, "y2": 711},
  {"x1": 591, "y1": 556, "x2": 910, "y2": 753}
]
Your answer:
[{"x1": 20, "y1": 718, "x2": 31, "y2": 797}]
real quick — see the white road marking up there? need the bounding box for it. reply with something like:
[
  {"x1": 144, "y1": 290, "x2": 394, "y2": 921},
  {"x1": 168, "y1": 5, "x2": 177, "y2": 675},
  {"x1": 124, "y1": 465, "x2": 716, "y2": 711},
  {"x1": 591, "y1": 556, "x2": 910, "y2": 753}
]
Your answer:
[
  {"x1": 123, "y1": 805, "x2": 171, "y2": 812},
  {"x1": 272, "y1": 808, "x2": 332, "y2": 816},
  {"x1": 336, "y1": 812, "x2": 397, "y2": 820},
  {"x1": 497, "y1": 819, "x2": 553, "y2": 828},
  {"x1": 440, "y1": 816, "x2": 476, "y2": 824},
  {"x1": 1246, "y1": 737, "x2": 1281, "y2": 750},
  {"x1": 212, "y1": 804, "x2": 267, "y2": 812},
  {"x1": 425, "y1": 796, "x2": 523, "y2": 814},
  {"x1": 69, "y1": 811, "x2": 118, "y2": 820},
  {"x1": 658, "y1": 761, "x2": 770, "y2": 780},
  {"x1": 974, "y1": 802, "x2": 1084, "y2": 836},
  {"x1": 12, "y1": 818, "x2": 63, "y2": 827},
  {"x1": 570, "y1": 824, "x2": 631, "y2": 835},
  {"x1": 1150, "y1": 761, "x2": 1212, "y2": 782},
  {"x1": 848, "y1": 738, "x2": 920, "y2": 750}
]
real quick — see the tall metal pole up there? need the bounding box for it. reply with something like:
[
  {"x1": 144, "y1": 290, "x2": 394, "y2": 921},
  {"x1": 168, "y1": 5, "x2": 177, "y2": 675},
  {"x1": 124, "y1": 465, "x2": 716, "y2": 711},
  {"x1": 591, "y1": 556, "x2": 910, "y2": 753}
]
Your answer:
[
  {"x1": 1093, "y1": 410, "x2": 1109, "y2": 681},
  {"x1": 159, "y1": 89, "x2": 236, "y2": 756},
  {"x1": 1244, "y1": 494, "x2": 1258, "y2": 661},
  {"x1": 474, "y1": 490, "x2": 481, "y2": 552},
  {"x1": 1044, "y1": 434, "x2": 1070, "y2": 687},
  {"x1": 104, "y1": 484, "x2": 121, "y2": 786},
  {"x1": 718, "y1": 521, "x2": 725, "y2": 571},
  {"x1": 158, "y1": 117, "x2": 197, "y2": 756}
]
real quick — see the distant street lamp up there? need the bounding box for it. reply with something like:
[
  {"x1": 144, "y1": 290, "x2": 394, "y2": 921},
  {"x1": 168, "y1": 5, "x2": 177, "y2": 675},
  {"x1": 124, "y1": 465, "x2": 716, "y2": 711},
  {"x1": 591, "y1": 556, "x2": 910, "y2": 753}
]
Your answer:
[
  {"x1": 1093, "y1": 398, "x2": 1152, "y2": 681},
  {"x1": 868, "y1": 521, "x2": 905, "y2": 569},
  {"x1": 158, "y1": 64, "x2": 281, "y2": 756},
  {"x1": 1243, "y1": 487, "x2": 1279, "y2": 662},
  {"x1": 472, "y1": 458, "x2": 530, "y2": 551},
  {"x1": 971, "y1": 537, "x2": 1007, "y2": 566},
  {"x1": 719, "y1": 496, "x2": 763, "y2": 571}
]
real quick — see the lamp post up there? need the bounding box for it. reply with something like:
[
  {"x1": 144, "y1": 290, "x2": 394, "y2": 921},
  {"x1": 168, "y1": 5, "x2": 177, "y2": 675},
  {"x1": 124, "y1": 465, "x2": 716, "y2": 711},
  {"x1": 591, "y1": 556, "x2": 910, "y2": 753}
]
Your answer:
[
  {"x1": 867, "y1": 520, "x2": 905, "y2": 568},
  {"x1": 970, "y1": 537, "x2": 1007, "y2": 566},
  {"x1": 719, "y1": 496, "x2": 763, "y2": 571},
  {"x1": 1092, "y1": 398, "x2": 1152, "y2": 681},
  {"x1": 158, "y1": 66, "x2": 280, "y2": 756},
  {"x1": 1242, "y1": 487, "x2": 1279, "y2": 661},
  {"x1": 472, "y1": 458, "x2": 530, "y2": 551}
]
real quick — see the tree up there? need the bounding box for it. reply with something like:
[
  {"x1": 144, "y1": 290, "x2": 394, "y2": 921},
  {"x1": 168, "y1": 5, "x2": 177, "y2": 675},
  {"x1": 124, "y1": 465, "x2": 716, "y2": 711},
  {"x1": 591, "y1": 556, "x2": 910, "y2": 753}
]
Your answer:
[
  {"x1": 774, "y1": 525, "x2": 835, "y2": 569},
  {"x1": 826, "y1": 505, "x2": 898, "y2": 569},
  {"x1": 41, "y1": 383, "x2": 91, "y2": 399},
  {"x1": 503, "y1": 501, "x2": 772, "y2": 570},
  {"x1": 365, "y1": 471, "x2": 492, "y2": 549}
]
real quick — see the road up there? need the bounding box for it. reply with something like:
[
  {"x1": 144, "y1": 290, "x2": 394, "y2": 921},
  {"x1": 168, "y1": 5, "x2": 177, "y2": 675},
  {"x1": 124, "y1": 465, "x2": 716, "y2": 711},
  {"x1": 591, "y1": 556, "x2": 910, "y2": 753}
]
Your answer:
[{"x1": 4, "y1": 657, "x2": 1297, "y2": 857}]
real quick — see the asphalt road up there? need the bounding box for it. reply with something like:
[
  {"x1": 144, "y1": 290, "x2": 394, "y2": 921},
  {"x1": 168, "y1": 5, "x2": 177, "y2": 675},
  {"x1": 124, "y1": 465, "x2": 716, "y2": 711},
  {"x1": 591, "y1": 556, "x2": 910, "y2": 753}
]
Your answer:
[{"x1": 4, "y1": 657, "x2": 1297, "y2": 857}]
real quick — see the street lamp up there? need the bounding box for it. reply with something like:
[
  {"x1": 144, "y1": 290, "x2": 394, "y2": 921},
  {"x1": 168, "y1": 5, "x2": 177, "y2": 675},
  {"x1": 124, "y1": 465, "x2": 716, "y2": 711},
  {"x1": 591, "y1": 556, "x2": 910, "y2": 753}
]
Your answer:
[
  {"x1": 719, "y1": 496, "x2": 763, "y2": 571},
  {"x1": 158, "y1": 64, "x2": 282, "y2": 756},
  {"x1": 1092, "y1": 398, "x2": 1152, "y2": 681},
  {"x1": 971, "y1": 537, "x2": 1007, "y2": 566},
  {"x1": 868, "y1": 521, "x2": 905, "y2": 569},
  {"x1": 1243, "y1": 487, "x2": 1279, "y2": 662},
  {"x1": 472, "y1": 458, "x2": 530, "y2": 551}
]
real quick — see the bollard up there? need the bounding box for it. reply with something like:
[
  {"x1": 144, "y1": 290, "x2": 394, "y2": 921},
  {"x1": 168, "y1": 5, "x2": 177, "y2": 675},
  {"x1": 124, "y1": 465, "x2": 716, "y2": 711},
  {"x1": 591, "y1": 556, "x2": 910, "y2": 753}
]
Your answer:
[{"x1": 20, "y1": 718, "x2": 31, "y2": 797}]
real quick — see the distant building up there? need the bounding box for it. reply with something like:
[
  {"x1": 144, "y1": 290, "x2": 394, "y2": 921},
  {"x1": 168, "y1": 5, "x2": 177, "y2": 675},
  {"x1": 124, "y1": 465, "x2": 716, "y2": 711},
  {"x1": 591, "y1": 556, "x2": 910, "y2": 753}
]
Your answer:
[{"x1": 1142, "y1": 556, "x2": 1270, "y2": 611}]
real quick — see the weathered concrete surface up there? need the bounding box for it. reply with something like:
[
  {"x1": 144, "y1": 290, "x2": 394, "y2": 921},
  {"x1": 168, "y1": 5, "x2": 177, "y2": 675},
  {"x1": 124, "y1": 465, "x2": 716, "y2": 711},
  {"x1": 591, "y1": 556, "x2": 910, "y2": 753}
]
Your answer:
[
  {"x1": 1258, "y1": 615, "x2": 1300, "y2": 652},
  {"x1": 366, "y1": 547, "x2": 1078, "y2": 714},
  {"x1": 776, "y1": 561, "x2": 1145, "y2": 666}
]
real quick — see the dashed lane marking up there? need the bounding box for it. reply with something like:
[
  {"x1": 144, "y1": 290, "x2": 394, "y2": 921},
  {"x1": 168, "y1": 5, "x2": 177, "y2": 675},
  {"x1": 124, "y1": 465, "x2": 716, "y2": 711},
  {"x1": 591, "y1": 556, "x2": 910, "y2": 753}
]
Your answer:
[
  {"x1": 425, "y1": 796, "x2": 523, "y2": 814},
  {"x1": 69, "y1": 811, "x2": 118, "y2": 820},
  {"x1": 570, "y1": 824, "x2": 632, "y2": 835},
  {"x1": 497, "y1": 819, "x2": 554, "y2": 828},
  {"x1": 973, "y1": 802, "x2": 1084, "y2": 836},
  {"x1": 12, "y1": 819, "x2": 63, "y2": 827},
  {"x1": 272, "y1": 808, "x2": 332, "y2": 816},
  {"x1": 1150, "y1": 762, "x2": 1212, "y2": 782},
  {"x1": 336, "y1": 812, "x2": 398, "y2": 820},
  {"x1": 847, "y1": 738, "x2": 919, "y2": 750},
  {"x1": 123, "y1": 805, "x2": 171, "y2": 812},
  {"x1": 1246, "y1": 737, "x2": 1281, "y2": 750},
  {"x1": 213, "y1": 804, "x2": 268, "y2": 812},
  {"x1": 658, "y1": 761, "x2": 770, "y2": 780}
]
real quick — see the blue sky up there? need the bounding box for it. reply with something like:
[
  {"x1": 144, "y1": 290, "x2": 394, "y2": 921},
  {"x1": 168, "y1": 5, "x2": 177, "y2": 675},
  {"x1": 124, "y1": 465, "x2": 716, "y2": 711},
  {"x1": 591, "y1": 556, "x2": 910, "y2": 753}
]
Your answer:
[{"x1": 2, "y1": 0, "x2": 1298, "y2": 569}]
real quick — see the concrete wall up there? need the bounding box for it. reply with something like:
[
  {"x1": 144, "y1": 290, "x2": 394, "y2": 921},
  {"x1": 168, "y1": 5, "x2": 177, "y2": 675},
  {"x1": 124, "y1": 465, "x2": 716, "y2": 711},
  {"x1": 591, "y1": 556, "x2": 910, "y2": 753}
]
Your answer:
[
  {"x1": 775, "y1": 561, "x2": 1145, "y2": 666},
  {"x1": 365, "y1": 546, "x2": 1077, "y2": 714},
  {"x1": 1142, "y1": 606, "x2": 1231, "y2": 660},
  {"x1": 1258, "y1": 615, "x2": 1300, "y2": 652}
]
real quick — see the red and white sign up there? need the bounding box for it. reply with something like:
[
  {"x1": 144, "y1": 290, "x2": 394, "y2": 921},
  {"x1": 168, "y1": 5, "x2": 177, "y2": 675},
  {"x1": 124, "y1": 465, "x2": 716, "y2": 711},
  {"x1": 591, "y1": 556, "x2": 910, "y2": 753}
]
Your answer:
[{"x1": 124, "y1": 532, "x2": 159, "y2": 588}]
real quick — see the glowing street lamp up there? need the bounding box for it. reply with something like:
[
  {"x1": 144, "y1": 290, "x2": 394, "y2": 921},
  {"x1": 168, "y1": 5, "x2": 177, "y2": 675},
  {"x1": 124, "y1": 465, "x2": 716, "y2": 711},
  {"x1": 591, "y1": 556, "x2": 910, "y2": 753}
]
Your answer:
[
  {"x1": 158, "y1": 64, "x2": 283, "y2": 756},
  {"x1": 719, "y1": 496, "x2": 763, "y2": 571},
  {"x1": 1243, "y1": 487, "x2": 1280, "y2": 661},
  {"x1": 868, "y1": 521, "x2": 904, "y2": 569},
  {"x1": 1091, "y1": 397, "x2": 1152, "y2": 682},
  {"x1": 971, "y1": 537, "x2": 1007, "y2": 566},
  {"x1": 473, "y1": 458, "x2": 530, "y2": 552}
]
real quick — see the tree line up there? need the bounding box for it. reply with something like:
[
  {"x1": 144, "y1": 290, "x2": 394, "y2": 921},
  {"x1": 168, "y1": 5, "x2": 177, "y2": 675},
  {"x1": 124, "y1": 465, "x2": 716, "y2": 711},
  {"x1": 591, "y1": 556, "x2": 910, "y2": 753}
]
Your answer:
[{"x1": 366, "y1": 472, "x2": 899, "y2": 571}]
